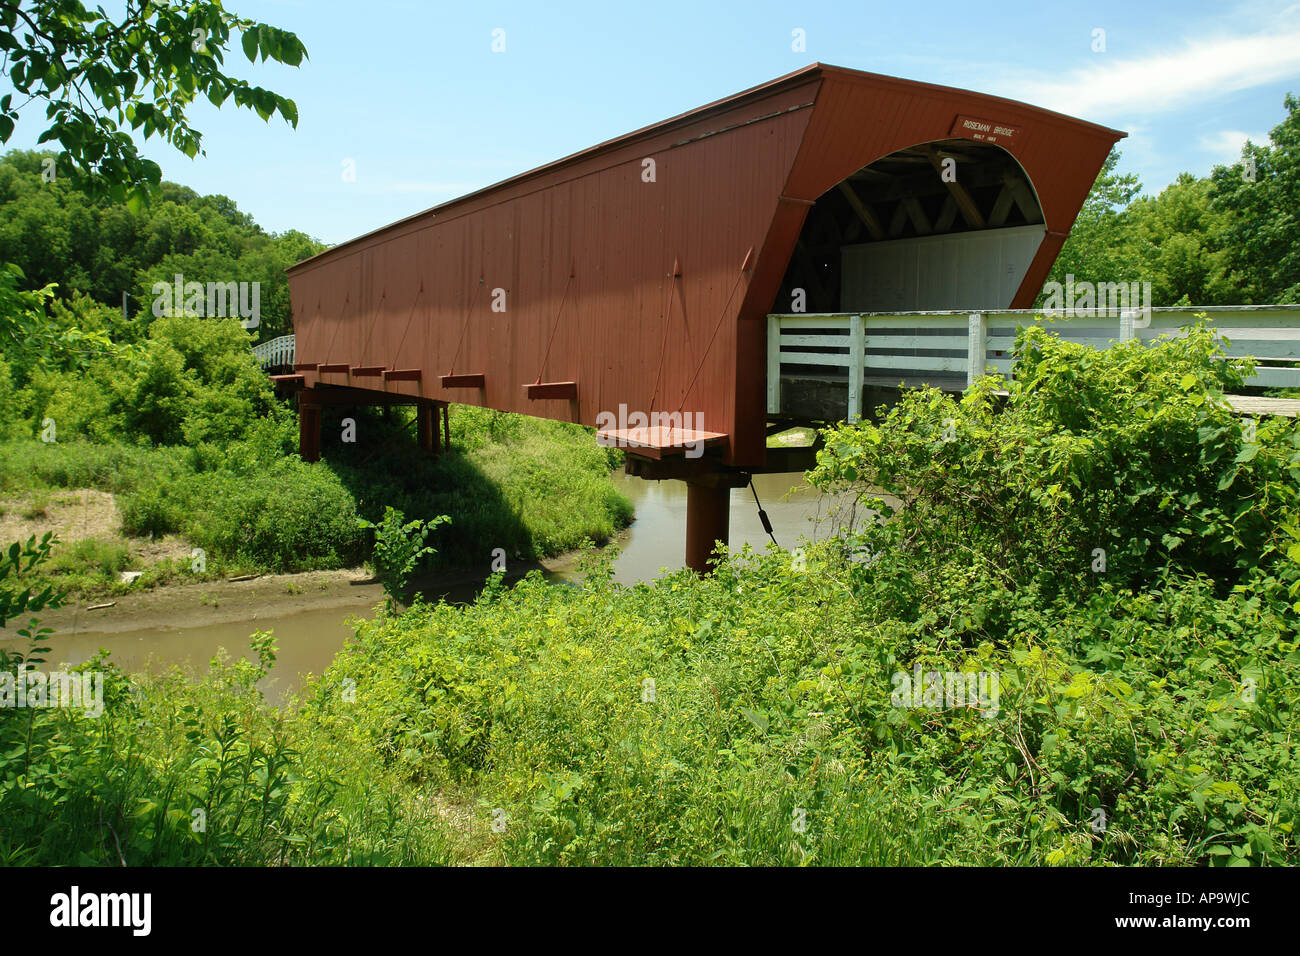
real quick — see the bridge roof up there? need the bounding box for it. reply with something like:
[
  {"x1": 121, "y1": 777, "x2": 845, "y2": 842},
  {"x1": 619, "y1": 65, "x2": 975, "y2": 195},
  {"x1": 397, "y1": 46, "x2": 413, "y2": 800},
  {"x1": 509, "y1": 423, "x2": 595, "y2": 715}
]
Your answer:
[{"x1": 288, "y1": 63, "x2": 1123, "y2": 276}]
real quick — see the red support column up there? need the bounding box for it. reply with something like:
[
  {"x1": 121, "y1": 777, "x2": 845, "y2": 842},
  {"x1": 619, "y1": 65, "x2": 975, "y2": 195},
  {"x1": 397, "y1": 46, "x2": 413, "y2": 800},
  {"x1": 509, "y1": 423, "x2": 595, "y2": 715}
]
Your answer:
[{"x1": 685, "y1": 480, "x2": 731, "y2": 574}]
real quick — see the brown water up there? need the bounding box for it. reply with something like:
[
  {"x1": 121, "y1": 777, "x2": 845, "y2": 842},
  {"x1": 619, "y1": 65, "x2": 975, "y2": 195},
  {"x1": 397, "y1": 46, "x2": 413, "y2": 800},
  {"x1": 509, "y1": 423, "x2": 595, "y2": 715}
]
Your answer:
[
  {"x1": 28, "y1": 603, "x2": 376, "y2": 706},
  {"x1": 550, "y1": 470, "x2": 849, "y2": 585},
  {"x1": 16, "y1": 471, "x2": 848, "y2": 703}
]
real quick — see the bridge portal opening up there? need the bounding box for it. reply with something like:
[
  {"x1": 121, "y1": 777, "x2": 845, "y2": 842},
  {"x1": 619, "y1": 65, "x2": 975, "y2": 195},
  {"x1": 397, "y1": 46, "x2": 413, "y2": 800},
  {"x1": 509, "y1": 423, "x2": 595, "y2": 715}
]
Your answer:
[
  {"x1": 777, "y1": 139, "x2": 1045, "y2": 314},
  {"x1": 770, "y1": 140, "x2": 1047, "y2": 417}
]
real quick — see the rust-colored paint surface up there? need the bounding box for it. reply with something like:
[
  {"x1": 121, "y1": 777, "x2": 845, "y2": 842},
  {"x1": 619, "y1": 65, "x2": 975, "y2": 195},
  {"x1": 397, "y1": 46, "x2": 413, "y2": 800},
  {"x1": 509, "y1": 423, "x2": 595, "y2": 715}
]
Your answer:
[{"x1": 287, "y1": 64, "x2": 1123, "y2": 468}]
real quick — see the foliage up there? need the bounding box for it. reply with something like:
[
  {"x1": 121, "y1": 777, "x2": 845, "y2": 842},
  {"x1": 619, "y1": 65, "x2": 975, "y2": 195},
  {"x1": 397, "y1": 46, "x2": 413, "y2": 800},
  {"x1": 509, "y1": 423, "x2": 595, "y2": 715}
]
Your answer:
[
  {"x1": 0, "y1": 531, "x2": 62, "y2": 628},
  {"x1": 0, "y1": 645, "x2": 460, "y2": 865},
  {"x1": 809, "y1": 326, "x2": 1293, "y2": 596},
  {"x1": 1209, "y1": 93, "x2": 1300, "y2": 304},
  {"x1": 0, "y1": 149, "x2": 326, "y2": 339},
  {"x1": 0, "y1": 259, "x2": 119, "y2": 375},
  {"x1": 0, "y1": 0, "x2": 305, "y2": 208},
  {"x1": 357, "y1": 506, "x2": 450, "y2": 600}
]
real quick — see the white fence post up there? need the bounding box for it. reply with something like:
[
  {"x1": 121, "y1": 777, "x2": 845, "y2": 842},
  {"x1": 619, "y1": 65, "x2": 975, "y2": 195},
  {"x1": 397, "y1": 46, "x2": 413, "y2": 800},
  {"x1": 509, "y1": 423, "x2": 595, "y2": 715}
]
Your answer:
[
  {"x1": 967, "y1": 312, "x2": 986, "y2": 388},
  {"x1": 848, "y1": 314, "x2": 865, "y2": 422},
  {"x1": 1119, "y1": 308, "x2": 1136, "y2": 342},
  {"x1": 767, "y1": 314, "x2": 781, "y2": 415}
]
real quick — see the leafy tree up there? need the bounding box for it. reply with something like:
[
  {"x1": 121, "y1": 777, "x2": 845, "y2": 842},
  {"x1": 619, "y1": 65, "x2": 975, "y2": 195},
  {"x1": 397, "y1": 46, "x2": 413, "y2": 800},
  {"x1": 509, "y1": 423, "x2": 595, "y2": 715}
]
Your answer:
[
  {"x1": 1124, "y1": 174, "x2": 1240, "y2": 305},
  {"x1": 1210, "y1": 94, "x2": 1300, "y2": 304},
  {"x1": 0, "y1": 149, "x2": 325, "y2": 339},
  {"x1": 0, "y1": 0, "x2": 305, "y2": 208}
]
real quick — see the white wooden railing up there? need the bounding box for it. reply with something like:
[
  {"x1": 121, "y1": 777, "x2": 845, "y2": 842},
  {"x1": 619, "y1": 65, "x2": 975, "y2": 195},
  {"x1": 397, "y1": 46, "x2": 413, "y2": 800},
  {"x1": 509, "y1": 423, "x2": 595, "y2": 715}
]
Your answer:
[
  {"x1": 767, "y1": 306, "x2": 1300, "y2": 420},
  {"x1": 252, "y1": 334, "x2": 295, "y2": 370}
]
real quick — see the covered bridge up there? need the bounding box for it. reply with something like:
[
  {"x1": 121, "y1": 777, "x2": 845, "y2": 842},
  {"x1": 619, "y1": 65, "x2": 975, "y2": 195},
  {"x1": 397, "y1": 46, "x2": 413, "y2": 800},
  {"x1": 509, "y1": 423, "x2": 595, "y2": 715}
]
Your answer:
[{"x1": 282, "y1": 63, "x2": 1124, "y2": 571}]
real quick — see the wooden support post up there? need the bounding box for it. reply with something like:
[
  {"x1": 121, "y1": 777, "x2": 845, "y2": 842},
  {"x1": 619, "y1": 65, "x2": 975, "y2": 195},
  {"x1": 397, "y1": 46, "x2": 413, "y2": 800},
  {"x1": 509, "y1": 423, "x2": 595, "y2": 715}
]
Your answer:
[
  {"x1": 417, "y1": 404, "x2": 438, "y2": 455},
  {"x1": 442, "y1": 404, "x2": 450, "y2": 451},
  {"x1": 685, "y1": 481, "x2": 731, "y2": 574},
  {"x1": 967, "y1": 312, "x2": 987, "y2": 388},
  {"x1": 767, "y1": 313, "x2": 781, "y2": 415},
  {"x1": 299, "y1": 394, "x2": 322, "y2": 463},
  {"x1": 848, "y1": 314, "x2": 865, "y2": 423}
]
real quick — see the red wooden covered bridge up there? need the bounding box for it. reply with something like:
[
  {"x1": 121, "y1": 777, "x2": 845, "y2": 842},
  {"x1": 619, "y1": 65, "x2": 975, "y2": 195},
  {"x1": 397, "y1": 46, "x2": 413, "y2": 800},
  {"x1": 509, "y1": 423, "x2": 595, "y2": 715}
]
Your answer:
[{"x1": 279, "y1": 63, "x2": 1124, "y2": 572}]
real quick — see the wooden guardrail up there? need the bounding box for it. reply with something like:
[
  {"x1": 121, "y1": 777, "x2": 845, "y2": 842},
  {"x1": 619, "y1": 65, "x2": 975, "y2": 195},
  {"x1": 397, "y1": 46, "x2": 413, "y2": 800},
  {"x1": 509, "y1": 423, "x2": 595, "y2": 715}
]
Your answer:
[
  {"x1": 252, "y1": 334, "x2": 295, "y2": 370},
  {"x1": 767, "y1": 306, "x2": 1300, "y2": 421}
]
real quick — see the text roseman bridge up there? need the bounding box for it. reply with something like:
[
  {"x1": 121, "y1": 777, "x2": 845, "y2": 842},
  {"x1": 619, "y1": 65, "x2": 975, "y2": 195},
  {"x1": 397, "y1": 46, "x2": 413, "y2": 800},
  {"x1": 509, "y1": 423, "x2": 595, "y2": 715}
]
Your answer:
[{"x1": 277, "y1": 63, "x2": 1126, "y2": 573}]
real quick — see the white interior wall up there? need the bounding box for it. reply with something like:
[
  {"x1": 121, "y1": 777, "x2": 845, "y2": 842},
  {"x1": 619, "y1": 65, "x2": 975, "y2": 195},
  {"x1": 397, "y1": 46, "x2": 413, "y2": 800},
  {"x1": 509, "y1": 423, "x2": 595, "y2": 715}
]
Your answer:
[{"x1": 840, "y1": 224, "x2": 1046, "y2": 312}]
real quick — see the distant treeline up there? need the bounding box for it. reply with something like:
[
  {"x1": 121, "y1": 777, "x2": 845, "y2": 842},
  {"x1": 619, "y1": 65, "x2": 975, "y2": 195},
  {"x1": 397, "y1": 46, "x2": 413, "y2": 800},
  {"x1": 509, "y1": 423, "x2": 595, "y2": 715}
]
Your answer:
[
  {"x1": 1044, "y1": 94, "x2": 1300, "y2": 307},
  {"x1": 0, "y1": 149, "x2": 325, "y2": 339}
]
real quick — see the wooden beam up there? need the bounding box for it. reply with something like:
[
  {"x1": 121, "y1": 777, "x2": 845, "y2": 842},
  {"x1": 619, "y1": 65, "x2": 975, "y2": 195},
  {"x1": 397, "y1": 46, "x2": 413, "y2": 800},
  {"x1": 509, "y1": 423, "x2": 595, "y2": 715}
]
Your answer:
[
  {"x1": 854, "y1": 162, "x2": 1019, "y2": 206},
  {"x1": 440, "y1": 372, "x2": 486, "y2": 388},
  {"x1": 836, "y1": 182, "x2": 885, "y2": 240},
  {"x1": 988, "y1": 185, "x2": 1015, "y2": 227},
  {"x1": 926, "y1": 147, "x2": 986, "y2": 229},
  {"x1": 934, "y1": 194, "x2": 959, "y2": 232},
  {"x1": 383, "y1": 368, "x2": 422, "y2": 381},
  {"x1": 903, "y1": 197, "x2": 932, "y2": 235},
  {"x1": 350, "y1": 366, "x2": 385, "y2": 377},
  {"x1": 524, "y1": 381, "x2": 578, "y2": 401},
  {"x1": 1002, "y1": 170, "x2": 1043, "y2": 224},
  {"x1": 888, "y1": 202, "x2": 908, "y2": 237},
  {"x1": 317, "y1": 363, "x2": 349, "y2": 373}
]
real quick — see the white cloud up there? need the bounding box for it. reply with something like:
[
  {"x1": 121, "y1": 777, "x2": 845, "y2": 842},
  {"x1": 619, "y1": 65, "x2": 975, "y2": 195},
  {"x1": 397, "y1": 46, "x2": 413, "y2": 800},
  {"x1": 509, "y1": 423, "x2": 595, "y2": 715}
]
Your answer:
[
  {"x1": 1004, "y1": 30, "x2": 1300, "y2": 120},
  {"x1": 1197, "y1": 129, "x2": 1271, "y2": 162}
]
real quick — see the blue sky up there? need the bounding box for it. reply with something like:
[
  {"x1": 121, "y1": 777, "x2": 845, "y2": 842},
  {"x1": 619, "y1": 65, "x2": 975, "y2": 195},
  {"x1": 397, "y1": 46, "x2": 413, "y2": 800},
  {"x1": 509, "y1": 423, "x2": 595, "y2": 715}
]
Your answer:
[{"x1": 7, "y1": 0, "x2": 1300, "y2": 243}]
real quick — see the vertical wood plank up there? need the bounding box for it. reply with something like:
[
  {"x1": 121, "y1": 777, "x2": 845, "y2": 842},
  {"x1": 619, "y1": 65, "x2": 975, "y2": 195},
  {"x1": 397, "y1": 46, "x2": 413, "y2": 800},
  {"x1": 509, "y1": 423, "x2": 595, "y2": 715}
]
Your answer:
[
  {"x1": 967, "y1": 312, "x2": 987, "y2": 387},
  {"x1": 848, "y1": 313, "x2": 865, "y2": 422}
]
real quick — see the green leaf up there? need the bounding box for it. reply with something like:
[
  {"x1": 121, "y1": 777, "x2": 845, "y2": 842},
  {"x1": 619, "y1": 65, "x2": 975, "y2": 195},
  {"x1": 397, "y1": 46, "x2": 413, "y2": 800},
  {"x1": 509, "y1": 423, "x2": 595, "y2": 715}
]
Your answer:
[{"x1": 738, "y1": 707, "x2": 768, "y2": 735}]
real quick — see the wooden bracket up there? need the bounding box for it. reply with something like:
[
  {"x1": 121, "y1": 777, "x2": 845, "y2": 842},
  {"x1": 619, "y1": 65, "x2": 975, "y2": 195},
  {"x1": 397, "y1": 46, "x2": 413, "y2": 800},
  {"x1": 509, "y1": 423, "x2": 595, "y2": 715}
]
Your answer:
[
  {"x1": 524, "y1": 381, "x2": 577, "y2": 401},
  {"x1": 441, "y1": 372, "x2": 486, "y2": 388}
]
